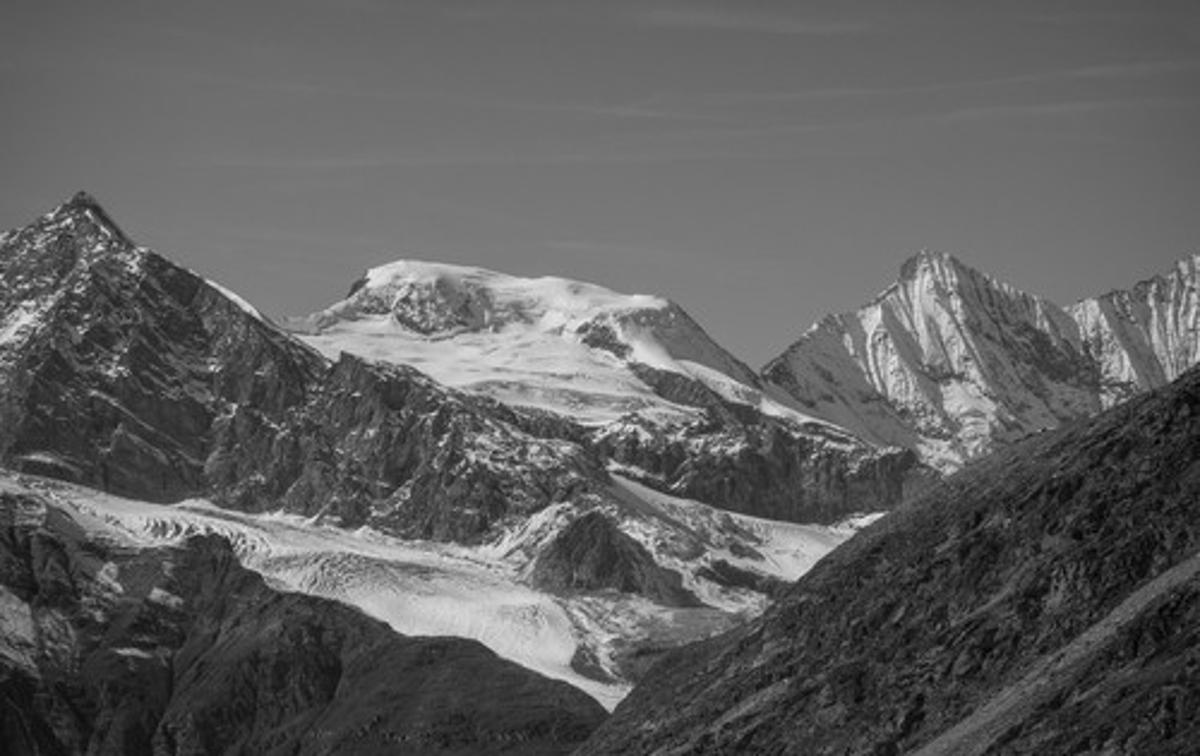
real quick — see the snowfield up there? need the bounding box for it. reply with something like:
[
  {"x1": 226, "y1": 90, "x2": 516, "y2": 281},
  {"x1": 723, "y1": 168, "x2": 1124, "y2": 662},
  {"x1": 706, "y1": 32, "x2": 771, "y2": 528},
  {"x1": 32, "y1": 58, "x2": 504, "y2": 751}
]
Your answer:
[
  {"x1": 1, "y1": 470, "x2": 874, "y2": 710},
  {"x1": 291, "y1": 259, "x2": 841, "y2": 435}
]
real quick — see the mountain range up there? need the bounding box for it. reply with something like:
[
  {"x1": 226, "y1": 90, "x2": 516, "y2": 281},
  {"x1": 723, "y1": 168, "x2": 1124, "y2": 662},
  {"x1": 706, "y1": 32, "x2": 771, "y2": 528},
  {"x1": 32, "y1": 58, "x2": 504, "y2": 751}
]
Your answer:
[
  {"x1": 1, "y1": 192, "x2": 1197, "y2": 754},
  {"x1": 584, "y1": 338, "x2": 1200, "y2": 755},
  {"x1": 764, "y1": 249, "x2": 1200, "y2": 470}
]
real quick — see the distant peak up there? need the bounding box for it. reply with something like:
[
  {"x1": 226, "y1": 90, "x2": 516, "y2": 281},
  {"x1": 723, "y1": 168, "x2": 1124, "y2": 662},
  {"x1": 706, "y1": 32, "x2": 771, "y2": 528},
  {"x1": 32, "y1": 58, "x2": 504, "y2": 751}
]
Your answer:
[
  {"x1": 67, "y1": 190, "x2": 102, "y2": 209},
  {"x1": 897, "y1": 249, "x2": 962, "y2": 281},
  {"x1": 51, "y1": 191, "x2": 131, "y2": 244},
  {"x1": 311, "y1": 257, "x2": 671, "y2": 336}
]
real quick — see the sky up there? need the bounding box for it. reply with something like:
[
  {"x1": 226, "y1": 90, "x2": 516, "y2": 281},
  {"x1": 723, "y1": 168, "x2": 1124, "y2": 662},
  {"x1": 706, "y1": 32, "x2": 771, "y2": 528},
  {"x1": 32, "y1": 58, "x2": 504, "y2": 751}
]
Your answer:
[{"x1": 2, "y1": 1, "x2": 1198, "y2": 366}]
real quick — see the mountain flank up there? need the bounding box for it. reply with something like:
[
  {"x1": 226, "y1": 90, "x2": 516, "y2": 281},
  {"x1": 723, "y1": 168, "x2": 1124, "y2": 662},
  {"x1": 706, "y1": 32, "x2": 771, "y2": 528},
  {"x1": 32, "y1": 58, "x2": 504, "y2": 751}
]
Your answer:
[
  {"x1": 764, "y1": 249, "x2": 1200, "y2": 471},
  {"x1": 580, "y1": 361, "x2": 1200, "y2": 754},
  {"x1": 0, "y1": 486, "x2": 606, "y2": 755}
]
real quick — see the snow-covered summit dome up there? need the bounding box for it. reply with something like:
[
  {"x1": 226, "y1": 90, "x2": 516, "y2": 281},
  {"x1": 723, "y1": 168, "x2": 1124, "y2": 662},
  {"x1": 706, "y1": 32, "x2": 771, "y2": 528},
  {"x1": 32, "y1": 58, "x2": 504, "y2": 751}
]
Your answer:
[
  {"x1": 324, "y1": 260, "x2": 670, "y2": 337},
  {"x1": 293, "y1": 259, "x2": 781, "y2": 427}
]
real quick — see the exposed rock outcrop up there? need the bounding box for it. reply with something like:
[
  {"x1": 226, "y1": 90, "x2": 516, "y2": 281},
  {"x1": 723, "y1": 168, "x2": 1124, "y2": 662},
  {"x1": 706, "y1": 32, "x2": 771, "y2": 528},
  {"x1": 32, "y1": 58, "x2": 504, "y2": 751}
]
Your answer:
[
  {"x1": 0, "y1": 195, "x2": 611, "y2": 543},
  {"x1": 0, "y1": 490, "x2": 607, "y2": 755},
  {"x1": 0, "y1": 196, "x2": 927, "y2": 534},
  {"x1": 531, "y1": 511, "x2": 701, "y2": 607},
  {"x1": 764, "y1": 250, "x2": 1200, "y2": 471},
  {"x1": 594, "y1": 415, "x2": 931, "y2": 524},
  {"x1": 581, "y1": 362, "x2": 1200, "y2": 755}
]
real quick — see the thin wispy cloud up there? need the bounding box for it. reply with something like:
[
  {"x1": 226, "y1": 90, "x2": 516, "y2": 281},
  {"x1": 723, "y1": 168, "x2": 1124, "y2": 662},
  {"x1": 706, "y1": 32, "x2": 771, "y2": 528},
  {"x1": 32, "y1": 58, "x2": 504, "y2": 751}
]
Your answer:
[
  {"x1": 631, "y1": 7, "x2": 865, "y2": 36},
  {"x1": 555, "y1": 95, "x2": 1195, "y2": 149},
  {"x1": 931, "y1": 96, "x2": 1192, "y2": 123},
  {"x1": 643, "y1": 59, "x2": 1200, "y2": 109},
  {"x1": 198, "y1": 93, "x2": 1186, "y2": 175},
  {"x1": 202, "y1": 146, "x2": 783, "y2": 171}
]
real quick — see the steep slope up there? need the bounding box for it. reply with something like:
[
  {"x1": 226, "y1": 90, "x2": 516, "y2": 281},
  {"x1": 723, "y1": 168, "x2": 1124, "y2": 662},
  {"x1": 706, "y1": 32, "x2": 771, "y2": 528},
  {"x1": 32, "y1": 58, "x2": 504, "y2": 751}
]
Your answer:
[
  {"x1": 581, "y1": 362, "x2": 1200, "y2": 755},
  {"x1": 0, "y1": 193, "x2": 907, "y2": 708},
  {"x1": 0, "y1": 191, "x2": 323, "y2": 499},
  {"x1": 0, "y1": 195, "x2": 924, "y2": 530},
  {"x1": 291, "y1": 259, "x2": 930, "y2": 524},
  {"x1": 0, "y1": 469, "x2": 873, "y2": 709},
  {"x1": 764, "y1": 250, "x2": 1200, "y2": 470},
  {"x1": 530, "y1": 511, "x2": 701, "y2": 608},
  {"x1": 0, "y1": 487, "x2": 606, "y2": 755},
  {"x1": 0, "y1": 194, "x2": 613, "y2": 542},
  {"x1": 1070, "y1": 254, "x2": 1200, "y2": 407}
]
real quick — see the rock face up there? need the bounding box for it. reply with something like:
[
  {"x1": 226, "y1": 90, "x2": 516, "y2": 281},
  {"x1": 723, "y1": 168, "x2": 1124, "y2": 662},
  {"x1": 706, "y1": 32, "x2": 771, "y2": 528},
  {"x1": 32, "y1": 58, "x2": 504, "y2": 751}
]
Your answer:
[
  {"x1": 0, "y1": 489, "x2": 607, "y2": 756},
  {"x1": 580, "y1": 362, "x2": 1200, "y2": 755},
  {"x1": 0, "y1": 191, "x2": 322, "y2": 501},
  {"x1": 531, "y1": 511, "x2": 701, "y2": 607},
  {"x1": 0, "y1": 194, "x2": 612, "y2": 543},
  {"x1": 1069, "y1": 254, "x2": 1200, "y2": 406},
  {"x1": 594, "y1": 414, "x2": 930, "y2": 525},
  {"x1": 294, "y1": 259, "x2": 931, "y2": 525},
  {"x1": 205, "y1": 354, "x2": 608, "y2": 542},
  {"x1": 0, "y1": 196, "x2": 926, "y2": 529},
  {"x1": 764, "y1": 250, "x2": 1200, "y2": 471}
]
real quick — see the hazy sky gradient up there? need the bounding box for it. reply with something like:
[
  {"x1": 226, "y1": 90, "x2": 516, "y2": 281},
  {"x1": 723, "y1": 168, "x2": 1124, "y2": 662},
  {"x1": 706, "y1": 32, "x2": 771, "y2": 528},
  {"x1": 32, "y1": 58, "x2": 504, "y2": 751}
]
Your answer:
[{"x1": 3, "y1": 0, "x2": 1198, "y2": 365}]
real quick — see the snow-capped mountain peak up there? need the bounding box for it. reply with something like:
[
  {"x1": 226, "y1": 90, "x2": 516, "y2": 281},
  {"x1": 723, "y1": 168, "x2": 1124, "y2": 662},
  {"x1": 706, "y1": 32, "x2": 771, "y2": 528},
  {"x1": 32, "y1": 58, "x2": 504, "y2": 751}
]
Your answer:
[
  {"x1": 896, "y1": 248, "x2": 961, "y2": 282},
  {"x1": 321, "y1": 259, "x2": 670, "y2": 337},
  {"x1": 764, "y1": 250, "x2": 1200, "y2": 470},
  {"x1": 1068, "y1": 251, "x2": 1200, "y2": 405},
  {"x1": 292, "y1": 258, "x2": 775, "y2": 426}
]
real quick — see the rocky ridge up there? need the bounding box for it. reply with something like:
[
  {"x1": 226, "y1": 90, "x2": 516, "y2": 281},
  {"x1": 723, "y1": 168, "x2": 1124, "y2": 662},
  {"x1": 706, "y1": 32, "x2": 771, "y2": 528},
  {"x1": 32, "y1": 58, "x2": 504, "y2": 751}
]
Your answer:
[
  {"x1": 764, "y1": 249, "x2": 1200, "y2": 470},
  {"x1": 0, "y1": 194, "x2": 887, "y2": 702},
  {"x1": 0, "y1": 194, "x2": 612, "y2": 542},
  {"x1": 293, "y1": 258, "x2": 929, "y2": 526},
  {"x1": 0, "y1": 194, "x2": 924, "y2": 532},
  {"x1": 0, "y1": 486, "x2": 606, "y2": 755},
  {"x1": 530, "y1": 511, "x2": 701, "y2": 608},
  {"x1": 580, "y1": 361, "x2": 1200, "y2": 755}
]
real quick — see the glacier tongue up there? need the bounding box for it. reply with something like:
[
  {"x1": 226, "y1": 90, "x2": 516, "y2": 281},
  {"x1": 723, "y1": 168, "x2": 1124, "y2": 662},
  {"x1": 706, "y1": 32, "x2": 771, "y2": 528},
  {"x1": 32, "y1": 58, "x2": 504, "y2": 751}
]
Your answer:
[
  {"x1": 765, "y1": 250, "x2": 1200, "y2": 471},
  {"x1": 4, "y1": 469, "x2": 870, "y2": 711}
]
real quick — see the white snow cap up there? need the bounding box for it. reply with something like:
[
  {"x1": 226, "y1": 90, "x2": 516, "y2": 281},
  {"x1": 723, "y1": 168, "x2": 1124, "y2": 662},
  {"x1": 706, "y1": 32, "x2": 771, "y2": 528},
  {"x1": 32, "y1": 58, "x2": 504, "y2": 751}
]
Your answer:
[{"x1": 355, "y1": 259, "x2": 669, "y2": 333}]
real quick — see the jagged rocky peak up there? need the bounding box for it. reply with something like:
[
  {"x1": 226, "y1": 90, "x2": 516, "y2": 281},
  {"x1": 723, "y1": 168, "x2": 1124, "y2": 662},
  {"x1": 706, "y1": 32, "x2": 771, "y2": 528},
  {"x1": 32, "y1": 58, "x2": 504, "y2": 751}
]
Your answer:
[
  {"x1": 1069, "y1": 251, "x2": 1200, "y2": 406},
  {"x1": 896, "y1": 247, "x2": 962, "y2": 283},
  {"x1": 47, "y1": 190, "x2": 128, "y2": 235},
  {"x1": 764, "y1": 249, "x2": 1095, "y2": 469},
  {"x1": 763, "y1": 249, "x2": 1200, "y2": 471},
  {"x1": 1, "y1": 191, "x2": 140, "y2": 304},
  {"x1": 890, "y1": 249, "x2": 1071, "y2": 329},
  {"x1": 0, "y1": 193, "x2": 324, "y2": 503},
  {"x1": 581, "y1": 362, "x2": 1200, "y2": 755}
]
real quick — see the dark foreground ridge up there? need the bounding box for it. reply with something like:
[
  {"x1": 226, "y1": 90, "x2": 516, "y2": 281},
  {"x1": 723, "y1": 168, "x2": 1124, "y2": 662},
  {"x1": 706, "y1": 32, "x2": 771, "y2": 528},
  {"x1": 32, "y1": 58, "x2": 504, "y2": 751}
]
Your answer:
[
  {"x1": 0, "y1": 488, "x2": 606, "y2": 755},
  {"x1": 580, "y1": 363, "x2": 1200, "y2": 754}
]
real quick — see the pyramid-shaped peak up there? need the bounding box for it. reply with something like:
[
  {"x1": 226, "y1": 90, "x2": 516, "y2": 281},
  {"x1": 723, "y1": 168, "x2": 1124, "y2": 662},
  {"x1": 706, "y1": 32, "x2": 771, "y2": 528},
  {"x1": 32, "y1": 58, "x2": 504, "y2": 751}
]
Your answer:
[
  {"x1": 893, "y1": 250, "x2": 1018, "y2": 297},
  {"x1": 48, "y1": 190, "x2": 131, "y2": 244},
  {"x1": 67, "y1": 190, "x2": 102, "y2": 209},
  {"x1": 897, "y1": 249, "x2": 967, "y2": 281}
]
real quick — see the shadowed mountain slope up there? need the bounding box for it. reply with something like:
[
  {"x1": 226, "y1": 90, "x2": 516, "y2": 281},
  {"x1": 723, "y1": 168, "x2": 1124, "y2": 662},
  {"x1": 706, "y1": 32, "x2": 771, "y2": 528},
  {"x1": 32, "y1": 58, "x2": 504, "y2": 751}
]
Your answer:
[
  {"x1": 581, "y1": 362, "x2": 1200, "y2": 755},
  {"x1": 0, "y1": 489, "x2": 606, "y2": 755},
  {"x1": 1, "y1": 194, "x2": 925, "y2": 533},
  {"x1": 0, "y1": 193, "x2": 613, "y2": 542}
]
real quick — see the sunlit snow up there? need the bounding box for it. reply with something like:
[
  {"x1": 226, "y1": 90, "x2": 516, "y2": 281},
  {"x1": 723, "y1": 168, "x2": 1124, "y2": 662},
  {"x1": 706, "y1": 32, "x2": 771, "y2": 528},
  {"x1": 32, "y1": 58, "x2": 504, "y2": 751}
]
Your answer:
[{"x1": 1, "y1": 470, "x2": 873, "y2": 710}]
